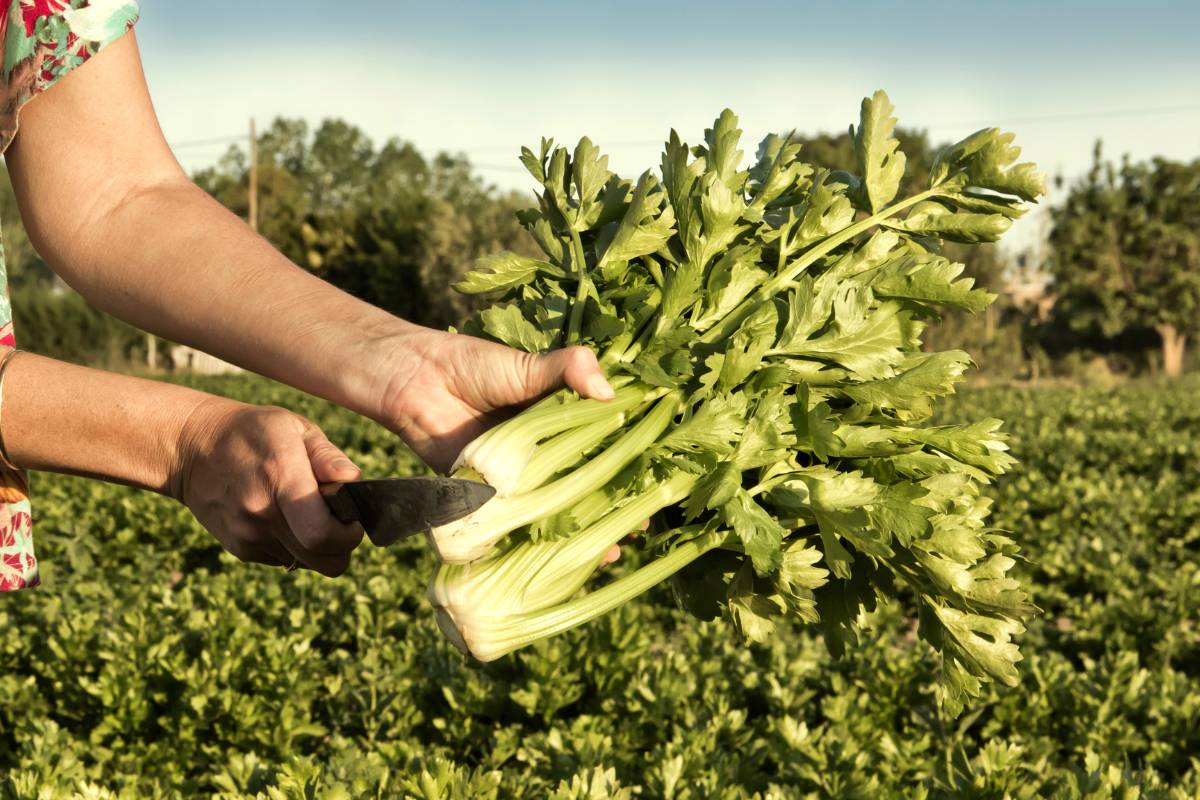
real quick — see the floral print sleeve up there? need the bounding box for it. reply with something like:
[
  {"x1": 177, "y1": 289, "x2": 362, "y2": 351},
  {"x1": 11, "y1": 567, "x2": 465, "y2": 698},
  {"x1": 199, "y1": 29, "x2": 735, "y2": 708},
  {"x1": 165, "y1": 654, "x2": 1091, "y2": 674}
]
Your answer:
[{"x1": 0, "y1": 0, "x2": 138, "y2": 592}]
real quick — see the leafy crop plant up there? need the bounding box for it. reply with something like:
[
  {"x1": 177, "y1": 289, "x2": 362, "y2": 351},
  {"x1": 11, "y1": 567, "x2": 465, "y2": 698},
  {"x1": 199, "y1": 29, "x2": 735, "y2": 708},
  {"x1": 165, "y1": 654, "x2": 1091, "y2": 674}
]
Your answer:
[{"x1": 429, "y1": 90, "x2": 1042, "y2": 714}]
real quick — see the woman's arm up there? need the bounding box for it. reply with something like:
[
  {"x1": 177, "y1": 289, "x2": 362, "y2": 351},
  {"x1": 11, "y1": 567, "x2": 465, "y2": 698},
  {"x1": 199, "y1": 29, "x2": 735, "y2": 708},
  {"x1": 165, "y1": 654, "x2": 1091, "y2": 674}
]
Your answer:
[
  {"x1": 4, "y1": 33, "x2": 611, "y2": 472},
  {"x1": 1, "y1": 349, "x2": 363, "y2": 575}
]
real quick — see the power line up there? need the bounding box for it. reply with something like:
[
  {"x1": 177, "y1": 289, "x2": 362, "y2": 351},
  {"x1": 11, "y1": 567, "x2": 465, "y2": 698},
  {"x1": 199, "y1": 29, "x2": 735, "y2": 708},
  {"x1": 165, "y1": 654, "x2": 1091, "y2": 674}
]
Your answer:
[
  {"x1": 169, "y1": 100, "x2": 1200, "y2": 173},
  {"x1": 924, "y1": 102, "x2": 1200, "y2": 131},
  {"x1": 461, "y1": 101, "x2": 1200, "y2": 160},
  {"x1": 169, "y1": 134, "x2": 244, "y2": 149},
  {"x1": 471, "y1": 162, "x2": 530, "y2": 174}
]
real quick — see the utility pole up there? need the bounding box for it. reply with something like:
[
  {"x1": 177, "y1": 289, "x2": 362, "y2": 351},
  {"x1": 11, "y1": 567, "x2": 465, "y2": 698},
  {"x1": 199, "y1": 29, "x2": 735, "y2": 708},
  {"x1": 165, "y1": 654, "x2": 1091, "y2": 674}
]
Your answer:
[{"x1": 248, "y1": 117, "x2": 258, "y2": 233}]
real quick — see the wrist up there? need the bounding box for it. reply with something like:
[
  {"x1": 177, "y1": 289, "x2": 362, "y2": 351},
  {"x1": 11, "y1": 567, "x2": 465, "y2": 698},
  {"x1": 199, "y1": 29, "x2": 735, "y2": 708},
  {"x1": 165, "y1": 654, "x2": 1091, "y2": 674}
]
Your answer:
[
  {"x1": 355, "y1": 322, "x2": 448, "y2": 429},
  {"x1": 167, "y1": 394, "x2": 243, "y2": 503}
]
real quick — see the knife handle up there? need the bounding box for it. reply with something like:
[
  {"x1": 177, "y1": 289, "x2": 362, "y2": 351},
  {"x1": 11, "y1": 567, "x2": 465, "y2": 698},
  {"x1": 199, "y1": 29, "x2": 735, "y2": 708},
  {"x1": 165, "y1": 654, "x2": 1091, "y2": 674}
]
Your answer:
[{"x1": 319, "y1": 483, "x2": 360, "y2": 525}]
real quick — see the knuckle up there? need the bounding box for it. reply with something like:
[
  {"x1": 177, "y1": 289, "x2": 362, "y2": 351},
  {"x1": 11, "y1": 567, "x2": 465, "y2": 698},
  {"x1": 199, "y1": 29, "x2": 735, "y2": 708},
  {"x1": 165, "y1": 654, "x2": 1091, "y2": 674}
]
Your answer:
[
  {"x1": 223, "y1": 537, "x2": 254, "y2": 563},
  {"x1": 315, "y1": 555, "x2": 350, "y2": 578},
  {"x1": 259, "y1": 406, "x2": 305, "y2": 434},
  {"x1": 297, "y1": 521, "x2": 359, "y2": 555},
  {"x1": 517, "y1": 350, "x2": 543, "y2": 380},
  {"x1": 292, "y1": 522, "x2": 327, "y2": 552},
  {"x1": 565, "y1": 345, "x2": 595, "y2": 369},
  {"x1": 240, "y1": 489, "x2": 276, "y2": 519}
]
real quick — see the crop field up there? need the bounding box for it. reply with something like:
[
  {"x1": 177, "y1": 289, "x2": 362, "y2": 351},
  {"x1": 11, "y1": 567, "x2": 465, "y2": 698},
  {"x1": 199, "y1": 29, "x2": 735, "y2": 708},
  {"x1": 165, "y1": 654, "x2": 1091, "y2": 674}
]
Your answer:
[{"x1": 2, "y1": 375, "x2": 1199, "y2": 799}]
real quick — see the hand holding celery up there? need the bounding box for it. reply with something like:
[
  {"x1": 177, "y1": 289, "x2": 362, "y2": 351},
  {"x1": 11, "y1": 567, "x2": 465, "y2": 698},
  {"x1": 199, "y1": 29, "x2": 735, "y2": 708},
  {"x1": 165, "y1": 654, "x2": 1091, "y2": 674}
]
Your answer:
[{"x1": 426, "y1": 91, "x2": 1042, "y2": 714}]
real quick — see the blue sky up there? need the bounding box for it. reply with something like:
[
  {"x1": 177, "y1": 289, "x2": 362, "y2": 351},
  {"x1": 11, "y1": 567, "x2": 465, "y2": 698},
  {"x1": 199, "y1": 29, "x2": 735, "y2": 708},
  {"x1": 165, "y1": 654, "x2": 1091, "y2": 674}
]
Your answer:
[{"x1": 136, "y1": 1, "x2": 1200, "y2": 254}]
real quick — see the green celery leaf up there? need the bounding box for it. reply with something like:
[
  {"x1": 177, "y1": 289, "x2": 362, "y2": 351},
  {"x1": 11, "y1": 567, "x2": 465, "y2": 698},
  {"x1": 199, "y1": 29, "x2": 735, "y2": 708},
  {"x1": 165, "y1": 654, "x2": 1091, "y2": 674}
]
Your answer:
[
  {"x1": 852, "y1": 90, "x2": 907, "y2": 213},
  {"x1": 517, "y1": 208, "x2": 571, "y2": 263},
  {"x1": 866, "y1": 253, "x2": 995, "y2": 313},
  {"x1": 718, "y1": 301, "x2": 779, "y2": 391},
  {"x1": 726, "y1": 563, "x2": 785, "y2": 642},
  {"x1": 773, "y1": 539, "x2": 828, "y2": 623},
  {"x1": 836, "y1": 351, "x2": 973, "y2": 418},
  {"x1": 813, "y1": 560, "x2": 882, "y2": 658},
  {"x1": 699, "y1": 109, "x2": 749, "y2": 191},
  {"x1": 796, "y1": 172, "x2": 855, "y2": 248},
  {"x1": 660, "y1": 397, "x2": 748, "y2": 458},
  {"x1": 780, "y1": 288, "x2": 907, "y2": 380},
  {"x1": 921, "y1": 602, "x2": 1025, "y2": 717},
  {"x1": 694, "y1": 244, "x2": 766, "y2": 330},
  {"x1": 748, "y1": 132, "x2": 811, "y2": 212},
  {"x1": 886, "y1": 199, "x2": 1012, "y2": 244},
  {"x1": 901, "y1": 419, "x2": 1016, "y2": 477},
  {"x1": 625, "y1": 323, "x2": 698, "y2": 388},
  {"x1": 597, "y1": 173, "x2": 676, "y2": 267},
  {"x1": 722, "y1": 489, "x2": 785, "y2": 576},
  {"x1": 479, "y1": 304, "x2": 555, "y2": 352},
  {"x1": 455, "y1": 252, "x2": 563, "y2": 294},
  {"x1": 865, "y1": 482, "x2": 933, "y2": 547},
  {"x1": 570, "y1": 137, "x2": 612, "y2": 229},
  {"x1": 932, "y1": 128, "x2": 1045, "y2": 202},
  {"x1": 670, "y1": 546, "x2": 740, "y2": 620},
  {"x1": 684, "y1": 460, "x2": 742, "y2": 520}
]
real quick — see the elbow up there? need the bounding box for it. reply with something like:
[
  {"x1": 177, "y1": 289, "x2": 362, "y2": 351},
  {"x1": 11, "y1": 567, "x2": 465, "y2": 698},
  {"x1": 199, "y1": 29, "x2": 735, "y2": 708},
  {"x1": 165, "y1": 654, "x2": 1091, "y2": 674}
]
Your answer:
[{"x1": 34, "y1": 172, "x2": 197, "y2": 294}]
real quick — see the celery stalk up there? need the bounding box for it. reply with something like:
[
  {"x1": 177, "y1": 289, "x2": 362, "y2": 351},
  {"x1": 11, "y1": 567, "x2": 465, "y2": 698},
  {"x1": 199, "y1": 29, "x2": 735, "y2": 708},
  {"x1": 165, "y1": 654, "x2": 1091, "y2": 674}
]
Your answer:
[
  {"x1": 435, "y1": 529, "x2": 724, "y2": 662},
  {"x1": 430, "y1": 394, "x2": 681, "y2": 563},
  {"x1": 430, "y1": 472, "x2": 702, "y2": 660},
  {"x1": 514, "y1": 413, "x2": 627, "y2": 494},
  {"x1": 452, "y1": 384, "x2": 651, "y2": 496}
]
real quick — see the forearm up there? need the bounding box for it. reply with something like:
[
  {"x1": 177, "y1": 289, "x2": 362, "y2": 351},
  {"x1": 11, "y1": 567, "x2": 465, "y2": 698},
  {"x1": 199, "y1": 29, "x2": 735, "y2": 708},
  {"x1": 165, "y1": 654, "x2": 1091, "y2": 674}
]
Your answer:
[
  {"x1": 43, "y1": 179, "x2": 420, "y2": 421},
  {"x1": 1, "y1": 349, "x2": 211, "y2": 493}
]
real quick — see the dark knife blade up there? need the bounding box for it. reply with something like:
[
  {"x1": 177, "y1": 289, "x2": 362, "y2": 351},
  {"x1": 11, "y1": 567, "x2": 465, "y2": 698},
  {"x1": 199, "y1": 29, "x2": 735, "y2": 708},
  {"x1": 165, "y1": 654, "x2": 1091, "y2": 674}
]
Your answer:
[{"x1": 320, "y1": 477, "x2": 495, "y2": 547}]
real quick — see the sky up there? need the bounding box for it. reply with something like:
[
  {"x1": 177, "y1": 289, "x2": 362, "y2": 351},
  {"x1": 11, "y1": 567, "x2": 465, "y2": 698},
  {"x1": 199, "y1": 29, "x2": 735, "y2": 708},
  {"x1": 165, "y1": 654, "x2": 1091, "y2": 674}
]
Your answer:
[{"x1": 136, "y1": 0, "x2": 1200, "y2": 256}]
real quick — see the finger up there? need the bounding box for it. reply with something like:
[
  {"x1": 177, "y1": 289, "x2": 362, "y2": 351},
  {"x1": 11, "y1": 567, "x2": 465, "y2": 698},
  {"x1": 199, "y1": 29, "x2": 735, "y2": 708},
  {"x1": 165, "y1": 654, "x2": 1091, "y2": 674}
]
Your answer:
[
  {"x1": 301, "y1": 423, "x2": 362, "y2": 484},
  {"x1": 284, "y1": 542, "x2": 352, "y2": 578},
  {"x1": 601, "y1": 544, "x2": 620, "y2": 565},
  {"x1": 244, "y1": 545, "x2": 290, "y2": 568},
  {"x1": 274, "y1": 443, "x2": 364, "y2": 564},
  {"x1": 525, "y1": 346, "x2": 614, "y2": 402},
  {"x1": 225, "y1": 534, "x2": 291, "y2": 567}
]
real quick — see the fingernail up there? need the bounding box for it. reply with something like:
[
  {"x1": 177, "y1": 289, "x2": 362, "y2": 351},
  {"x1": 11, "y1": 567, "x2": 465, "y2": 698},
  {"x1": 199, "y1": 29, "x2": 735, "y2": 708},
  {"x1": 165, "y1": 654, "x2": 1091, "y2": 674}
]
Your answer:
[
  {"x1": 334, "y1": 458, "x2": 358, "y2": 472},
  {"x1": 587, "y1": 374, "x2": 615, "y2": 401}
]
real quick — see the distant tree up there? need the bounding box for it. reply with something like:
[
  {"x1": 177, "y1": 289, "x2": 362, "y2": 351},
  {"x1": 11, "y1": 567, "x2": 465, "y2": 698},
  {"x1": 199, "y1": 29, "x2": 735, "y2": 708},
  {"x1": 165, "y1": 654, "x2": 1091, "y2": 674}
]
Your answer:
[
  {"x1": 1047, "y1": 145, "x2": 1200, "y2": 376},
  {"x1": 192, "y1": 118, "x2": 532, "y2": 329}
]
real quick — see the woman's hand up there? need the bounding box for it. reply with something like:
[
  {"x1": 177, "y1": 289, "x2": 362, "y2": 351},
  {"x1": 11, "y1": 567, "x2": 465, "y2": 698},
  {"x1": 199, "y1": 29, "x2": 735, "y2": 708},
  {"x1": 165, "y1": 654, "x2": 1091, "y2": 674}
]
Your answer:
[
  {"x1": 171, "y1": 398, "x2": 365, "y2": 576},
  {"x1": 377, "y1": 330, "x2": 615, "y2": 473}
]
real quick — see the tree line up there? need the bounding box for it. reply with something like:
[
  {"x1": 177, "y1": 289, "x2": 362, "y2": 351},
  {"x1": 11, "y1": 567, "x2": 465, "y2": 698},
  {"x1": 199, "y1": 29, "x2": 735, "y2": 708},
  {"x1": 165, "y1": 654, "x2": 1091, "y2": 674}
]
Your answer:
[{"x1": 3, "y1": 118, "x2": 1196, "y2": 377}]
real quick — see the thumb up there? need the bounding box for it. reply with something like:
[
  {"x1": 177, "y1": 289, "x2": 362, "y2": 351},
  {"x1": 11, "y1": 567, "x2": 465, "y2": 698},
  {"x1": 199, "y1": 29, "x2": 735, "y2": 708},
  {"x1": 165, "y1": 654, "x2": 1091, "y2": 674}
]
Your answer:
[
  {"x1": 302, "y1": 425, "x2": 362, "y2": 484},
  {"x1": 525, "y1": 346, "x2": 615, "y2": 402}
]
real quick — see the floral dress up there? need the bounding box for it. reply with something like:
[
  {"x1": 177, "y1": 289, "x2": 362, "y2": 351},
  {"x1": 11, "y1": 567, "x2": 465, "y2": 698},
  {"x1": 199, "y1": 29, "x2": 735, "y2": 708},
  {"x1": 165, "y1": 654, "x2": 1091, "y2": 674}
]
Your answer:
[{"x1": 0, "y1": 0, "x2": 138, "y2": 592}]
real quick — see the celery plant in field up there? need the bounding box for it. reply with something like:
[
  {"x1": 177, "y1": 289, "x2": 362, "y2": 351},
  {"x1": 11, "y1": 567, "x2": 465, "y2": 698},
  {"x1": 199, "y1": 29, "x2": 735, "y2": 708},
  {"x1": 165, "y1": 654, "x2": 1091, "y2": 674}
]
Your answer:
[{"x1": 428, "y1": 90, "x2": 1042, "y2": 714}]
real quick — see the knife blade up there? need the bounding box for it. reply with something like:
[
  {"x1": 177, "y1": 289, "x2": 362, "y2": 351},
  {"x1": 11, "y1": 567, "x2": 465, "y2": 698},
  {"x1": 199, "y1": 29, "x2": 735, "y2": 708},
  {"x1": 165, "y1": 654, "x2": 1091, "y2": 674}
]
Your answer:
[{"x1": 320, "y1": 477, "x2": 495, "y2": 547}]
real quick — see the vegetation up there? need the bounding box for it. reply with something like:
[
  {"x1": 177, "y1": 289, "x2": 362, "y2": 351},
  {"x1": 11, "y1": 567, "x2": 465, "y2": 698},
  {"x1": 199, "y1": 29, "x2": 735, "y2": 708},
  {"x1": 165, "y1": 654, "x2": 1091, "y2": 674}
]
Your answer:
[
  {"x1": 1046, "y1": 146, "x2": 1200, "y2": 376},
  {"x1": 1, "y1": 116, "x2": 1194, "y2": 380},
  {"x1": 192, "y1": 119, "x2": 536, "y2": 330},
  {"x1": 1, "y1": 374, "x2": 1198, "y2": 798}
]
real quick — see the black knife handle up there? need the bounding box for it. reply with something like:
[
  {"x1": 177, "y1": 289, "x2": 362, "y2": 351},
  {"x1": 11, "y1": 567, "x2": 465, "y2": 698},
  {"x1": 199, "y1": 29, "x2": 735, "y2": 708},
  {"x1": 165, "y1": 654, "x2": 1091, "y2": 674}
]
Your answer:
[{"x1": 320, "y1": 483, "x2": 360, "y2": 524}]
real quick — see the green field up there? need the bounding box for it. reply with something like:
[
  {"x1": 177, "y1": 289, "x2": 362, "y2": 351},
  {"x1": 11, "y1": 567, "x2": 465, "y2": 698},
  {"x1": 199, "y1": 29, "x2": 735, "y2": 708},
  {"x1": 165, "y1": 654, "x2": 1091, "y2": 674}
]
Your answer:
[{"x1": 2, "y1": 376, "x2": 1199, "y2": 799}]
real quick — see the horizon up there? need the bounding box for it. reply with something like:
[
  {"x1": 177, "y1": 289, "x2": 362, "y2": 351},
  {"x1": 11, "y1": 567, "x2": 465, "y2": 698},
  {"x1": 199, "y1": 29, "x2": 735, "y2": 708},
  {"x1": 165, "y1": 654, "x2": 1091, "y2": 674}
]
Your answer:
[{"x1": 135, "y1": 1, "x2": 1200, "y2": 258}]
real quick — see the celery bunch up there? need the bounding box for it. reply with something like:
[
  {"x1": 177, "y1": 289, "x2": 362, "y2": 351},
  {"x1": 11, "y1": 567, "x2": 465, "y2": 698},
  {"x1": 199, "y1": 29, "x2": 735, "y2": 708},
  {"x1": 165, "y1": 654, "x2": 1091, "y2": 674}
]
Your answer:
[{"x1": 429, "y1": 91, "x2": 1043, "y2": 713}]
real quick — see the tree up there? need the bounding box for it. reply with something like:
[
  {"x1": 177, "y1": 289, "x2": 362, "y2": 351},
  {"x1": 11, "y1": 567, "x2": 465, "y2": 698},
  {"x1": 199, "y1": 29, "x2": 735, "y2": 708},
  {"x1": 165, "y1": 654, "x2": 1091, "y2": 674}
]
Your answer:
[
  {"x1": 1047, "y1": 145, "x2": 1200, "y2": 376},
  {"x1": 192, "y1": 118, "x2": 532, "y2": 329}
]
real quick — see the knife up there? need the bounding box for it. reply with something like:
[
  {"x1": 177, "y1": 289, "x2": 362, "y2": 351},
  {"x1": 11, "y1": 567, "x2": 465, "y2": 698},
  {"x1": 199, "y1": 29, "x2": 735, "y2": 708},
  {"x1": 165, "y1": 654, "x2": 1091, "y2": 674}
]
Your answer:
[{"x1": 319, "y1": 477, "x2": 496, "y2": 547}]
